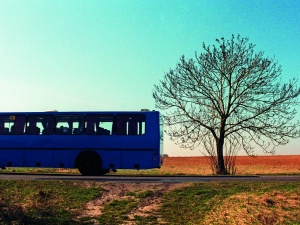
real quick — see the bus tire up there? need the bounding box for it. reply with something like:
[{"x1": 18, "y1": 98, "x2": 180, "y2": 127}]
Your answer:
[{"x1": 76, "y1": 151, "x2": 104, "y2": 176}]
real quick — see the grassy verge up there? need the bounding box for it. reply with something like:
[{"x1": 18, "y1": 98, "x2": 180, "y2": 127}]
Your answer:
[
  {"x1": 161, "y1": 181, "x2": 300, "y2": 225},
  {"x1": 0, "y1": 181, "x2": 299, "y2": 224},
  {"x1": 1, "y1": 165, "x2": 300, "y2": 176},
  {"x1": 0, "y1": 181, "x2": 103, "y2": 225},
  {"x1": 0, "y1": 167, "x2": 80, "y2": 175}
]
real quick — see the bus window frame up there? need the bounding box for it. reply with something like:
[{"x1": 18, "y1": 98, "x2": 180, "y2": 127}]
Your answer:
[{"x1": 114, "y1": 114, "x2": 146, "y2": 135}]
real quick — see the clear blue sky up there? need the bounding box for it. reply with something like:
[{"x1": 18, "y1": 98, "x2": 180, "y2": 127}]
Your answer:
[{"x1": 0, "y1": 0, "x2": 299, "y2": 156}]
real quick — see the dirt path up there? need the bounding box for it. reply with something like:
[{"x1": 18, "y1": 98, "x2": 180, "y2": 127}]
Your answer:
[{"x1": 77, "y1": 182, "x2": 190, "y2": 223}]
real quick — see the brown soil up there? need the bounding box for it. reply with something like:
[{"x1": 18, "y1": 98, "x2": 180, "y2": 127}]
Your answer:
[
  {"x1": 161, "y1": 155, "x2": 300, "y2": 175},
  {"x1": 163, "y1": 155, "x2": 300, "y2": 166},
  {"x1": 77, "y1": 182, "x2": 191, "y2": 222}
]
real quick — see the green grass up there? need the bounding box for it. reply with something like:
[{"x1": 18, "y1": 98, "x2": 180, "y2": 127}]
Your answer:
[
  {"x1": 2, "y1": 165, "x2": 300, "y2": 176},
  {"x1": 97, "y1": 199, "x2": 138, "y2": 225},
  {"x1": 161, "y1": 181, "x2": 300, "y2": 224},
  {"x1": 127, "y1": 190, "x2": 154, "y2": 198},
  {"x1": 96, "y1": 190, "x2": 157, "y2": 224},
  {"x1": 0, "y1": 180, "x2": 299, "y2": 224},
  {"x1": 0, "y1": 167, "x2": 80, "y2": 174},
  {"x1": 0, "y1": 181, "x2": 103, "y2": 225},
  {"x1": 0, "y1": 167, "x2": 165, "y2": 176}
]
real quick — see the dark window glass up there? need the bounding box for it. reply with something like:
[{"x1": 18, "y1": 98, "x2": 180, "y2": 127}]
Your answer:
[
  {"x1": 85, "y1": 114, "x2": 113, "y2": 135},
  {"x1": 56, "y1": 115, "x2": 84, "y2": 135},
  {"x1": 26, "y1": 115, "x2": 55, "y2": 135},
  {"x1": 0, "y1": 115, "x2": 26, "y2": 135},
  {"x1": 115, "y1": 114, "x2": 146, "y2": 135},
  {"x1": 0, "y1": 116, "x2": 9, "y2": 134}
]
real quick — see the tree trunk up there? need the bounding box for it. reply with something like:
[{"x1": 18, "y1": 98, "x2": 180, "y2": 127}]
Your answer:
[
  {"x1": 216, "y1": 119, "x2": 228, "y2": 175},
  {"x1": 216, "y1": 137, "x2": 227, "y2": 174}
]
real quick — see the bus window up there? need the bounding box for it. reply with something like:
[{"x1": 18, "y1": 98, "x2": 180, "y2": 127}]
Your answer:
[
  {"x1": 115, "y1": 114, "x2": 146, "y2": 135},
  {"x1": 0, "y1": 116, "x2": 9, "y2": 134},
  {"x1": 41, "y1": 115, "x2": 55, "y2": 135},
  {"x1": 26, "y1": 115, "x2": 55, "y2": 135},
  {"x1": 56, "y1": 115, "x2": 83, "y2": 135},
  {"x1": 71, "y1": 115, "x2": 84, "y2": 135},
  {"x1": 85, "y1": 114, "x2": 113, "y2": 135},
  {"x1": 26, "y1": 116, "x2": 40, "y2": 135},
  {"x1": 11, "y1": 116, "x2": 26, "y2": 134},
  {"x1": 0, "y1": 115, "x2": 26, "y2": 135}
]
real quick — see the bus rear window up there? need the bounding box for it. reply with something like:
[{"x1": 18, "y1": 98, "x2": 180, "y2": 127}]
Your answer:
[{"x1": 115, "y1": 114, "x2": 146, "y2": 135}]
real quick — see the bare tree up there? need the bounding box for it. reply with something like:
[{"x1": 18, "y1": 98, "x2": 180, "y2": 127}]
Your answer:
[{"x1": 153, "y1": 35, "x2": 300, "y2": 174}]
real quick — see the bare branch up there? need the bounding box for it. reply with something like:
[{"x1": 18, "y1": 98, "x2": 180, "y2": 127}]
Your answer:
[{"x1": 153, "y1": 34, "x2": 300, "y2": 174}]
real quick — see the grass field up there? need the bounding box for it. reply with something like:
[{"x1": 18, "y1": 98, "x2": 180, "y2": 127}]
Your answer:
[
  {"x1": 0, "y1": 181, "x2": 299, "y2": 225},
  {"x1": 0, "y1": 155, "x2": 299, "y2": 224},
  {"x1": 3, "y1": 155, "x2": 299, "y2": 176}
]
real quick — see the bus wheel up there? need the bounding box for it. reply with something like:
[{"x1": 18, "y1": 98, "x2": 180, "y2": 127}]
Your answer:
[
  {"x1": 101, "y1": 169, "x2": 110, "y2": 175},
  {"x1": 76, "y1": 151, "x2": 103, "y2": 176}
]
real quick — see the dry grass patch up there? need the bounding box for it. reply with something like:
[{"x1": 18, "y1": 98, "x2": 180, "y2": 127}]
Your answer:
[
  {"x1": 203, "y1": 191, "x2": 300, "y2": 225},
  {"x1": 161, "y1": 181, "x2": 300, "y2": 225}
]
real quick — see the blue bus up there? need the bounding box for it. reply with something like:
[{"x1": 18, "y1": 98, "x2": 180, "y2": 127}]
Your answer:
[{"x1": 0, "y1": 110, "x2": 162, "y2": 175}]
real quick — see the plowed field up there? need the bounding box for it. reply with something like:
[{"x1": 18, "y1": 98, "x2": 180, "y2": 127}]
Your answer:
[{"x1": 161, "y1": 155, "x2": 300, "y2": 175}]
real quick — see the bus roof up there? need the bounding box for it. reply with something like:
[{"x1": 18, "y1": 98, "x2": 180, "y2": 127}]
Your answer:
[{"x1": 0, "y1": 111, "x2": 159, "y2": 115}]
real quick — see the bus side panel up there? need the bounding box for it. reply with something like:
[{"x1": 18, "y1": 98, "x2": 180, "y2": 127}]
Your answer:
[
  {"x1": 101, "y1": 150, "x2": 121, "y2": 170},
  {"x1": 53, "y1": 150, "x2": 71, "y2": 168},
  {"x1": 0, "y1": 150, "x2": 24, "y2": 167},
  {"x1": 120, "y1": 150, "x2": 154, "y2": 169},
  {"x1": 24, "y1": 150, "x2": 53, "y2": 167}
]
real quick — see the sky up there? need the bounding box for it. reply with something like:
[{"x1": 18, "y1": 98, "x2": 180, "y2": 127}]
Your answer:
[{"x1": 0, "y1": 0, "x2": 299, "y2": 156}]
